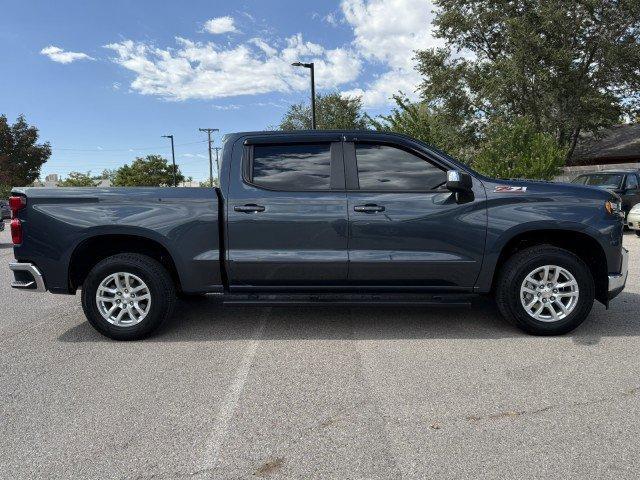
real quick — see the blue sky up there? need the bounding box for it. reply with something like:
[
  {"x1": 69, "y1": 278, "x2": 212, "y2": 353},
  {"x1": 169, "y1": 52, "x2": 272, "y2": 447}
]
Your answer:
[{"x1": 1, "y1": 0, "x2": 439, "y2": 181}]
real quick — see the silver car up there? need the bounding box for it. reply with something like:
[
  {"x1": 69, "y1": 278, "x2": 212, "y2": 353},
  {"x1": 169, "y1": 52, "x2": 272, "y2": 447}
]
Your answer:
[{"x1": 628, "y1": 203, "x2": 640, "y2": 237}]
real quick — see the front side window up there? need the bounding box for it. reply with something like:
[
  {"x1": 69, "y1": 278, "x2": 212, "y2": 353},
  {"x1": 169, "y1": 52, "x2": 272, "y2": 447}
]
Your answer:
[
  {"x1": 251, "y1": 144, "x2": 331, "y2": 190},
  {"x1": 626, "y1": 174, "x2": 639, "y2": 190},
  {"x1": 355, "y1": 143, "x2": 446, "y2": 191}
]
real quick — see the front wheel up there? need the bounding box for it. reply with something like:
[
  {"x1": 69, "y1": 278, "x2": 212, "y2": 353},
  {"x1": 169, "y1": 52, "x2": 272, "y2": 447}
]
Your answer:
[
  {"x1": 81, "y1": 253, "x2": 176, "y2": 340},
  {"x1": 495, "y1": 245, "x2": 594, "y2": 335}
]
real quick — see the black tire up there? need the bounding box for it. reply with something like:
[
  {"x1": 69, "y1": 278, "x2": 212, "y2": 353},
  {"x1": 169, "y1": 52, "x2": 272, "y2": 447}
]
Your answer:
[
  {"x1": 635, "y1": 230, "x2": 640, "y2": 237},
  {"x1": 81, "y1": 253, "x2": 176, "y2": 340},
  {"x1": 495, "y1": 245, "x2": 594, "y2": 335}
]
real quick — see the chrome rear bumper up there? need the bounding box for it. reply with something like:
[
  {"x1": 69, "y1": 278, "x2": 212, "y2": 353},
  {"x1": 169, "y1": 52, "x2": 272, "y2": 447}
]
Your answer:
[
  {"x1": 9, "y1": 263, "x2": 47, "y2": 292},
  {"x1": 608, "y1": 247, "x2": 628, "y2": 300}
]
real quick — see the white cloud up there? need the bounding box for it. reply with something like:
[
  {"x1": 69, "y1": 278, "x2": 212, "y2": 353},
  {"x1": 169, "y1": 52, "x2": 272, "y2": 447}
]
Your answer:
[
  {"x1": 340, "y1": 0, "x2": 443, "y2": 106},
  {"x1": 203, "y1": 16, "x2": 237, "y2": 34},
  {"x1": 105, "y1": 34, "x2": 361, "y2": 101},
  {"x1": 40, "y1": 45, "x2": 95, "y2": 64}
]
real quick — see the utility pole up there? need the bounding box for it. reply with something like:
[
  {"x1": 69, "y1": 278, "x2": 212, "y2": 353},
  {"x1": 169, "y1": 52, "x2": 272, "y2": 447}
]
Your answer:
[
  {"x1": 214, "y1": 147, "x2": 222, "y2": 183},
  {"x1": 291, "y1": 62, "x2": 316, "y2": 129},
  {"x1": 161, "y1": 134, "x2": 176, "y2": 187},
  {"x1": 199, "y1": 128, "x2": 219, "y2": 186}
]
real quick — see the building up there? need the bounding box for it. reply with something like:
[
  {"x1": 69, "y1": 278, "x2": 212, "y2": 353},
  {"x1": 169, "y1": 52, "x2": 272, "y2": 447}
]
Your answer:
[{"x1": 557, "y1": 123, "x2": 640, "y2": 182}]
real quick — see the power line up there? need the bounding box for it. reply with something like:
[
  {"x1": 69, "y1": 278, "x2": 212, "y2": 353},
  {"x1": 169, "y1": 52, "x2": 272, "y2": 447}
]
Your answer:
[{"x1": 53, "y1": 140, "x2": 206, "y2": 152}]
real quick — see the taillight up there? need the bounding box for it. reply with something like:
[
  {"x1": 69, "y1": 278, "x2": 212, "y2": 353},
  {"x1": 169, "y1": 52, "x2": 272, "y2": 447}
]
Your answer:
[
  {"x1": 9, "y1": 196, "x2": 26, "y2": 218},
  {"x1": 11, "y1": 218, "x2": 23, "y2": 245}
]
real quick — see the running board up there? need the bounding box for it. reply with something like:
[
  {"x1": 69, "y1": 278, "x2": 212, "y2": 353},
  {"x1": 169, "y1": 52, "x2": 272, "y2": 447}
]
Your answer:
[{"x1": 223, "y1": 293, "x2": 474, "y2": 307}]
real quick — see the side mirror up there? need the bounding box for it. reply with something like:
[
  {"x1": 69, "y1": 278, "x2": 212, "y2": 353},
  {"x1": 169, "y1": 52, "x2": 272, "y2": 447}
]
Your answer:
[{"x1": 446, "y1": 170, "x2": 472, "y2": 193}]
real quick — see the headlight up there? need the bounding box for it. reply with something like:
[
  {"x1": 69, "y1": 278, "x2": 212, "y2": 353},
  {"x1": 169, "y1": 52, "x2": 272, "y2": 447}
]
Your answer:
[{"x1": 605, "y1": 200, "x2": 622, "y2": 216}]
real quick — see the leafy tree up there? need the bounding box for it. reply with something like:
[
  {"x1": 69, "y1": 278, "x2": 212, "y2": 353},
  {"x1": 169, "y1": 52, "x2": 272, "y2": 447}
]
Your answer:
[
  {"x1": 416, "y1": 0, "x2": 640, "y2": 160},
  {"x1": 278, "y1": 92, "x2": 368, "y2": 130},
  {"x1": 58, "y1": 171, "x2": 97, "y2": 187},
  {"x1": 199, "y1": 178, "x2": 219, "y2": 188},
  {"x1": 368, "y1": 94, "x2": 478, "y2": 162},
  {"x1": 473, "y1": 118, "x2": 566, "y2": 180},
  {"x1": 94, "y1": 169, "x2": 117, "y2": 183},
  {"x1": 0, "y1": 114, "x2": 51, "y2": 197},
  {"x1": 112, "y1": 155, "x2": 185, "y2": 187}
]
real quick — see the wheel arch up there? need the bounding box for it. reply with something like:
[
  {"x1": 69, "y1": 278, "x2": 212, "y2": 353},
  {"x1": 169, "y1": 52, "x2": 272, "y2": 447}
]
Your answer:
[
  {"x1": 487, "y1": 228, "x2": 609, "y2": 305},
  {"x1": 68, "y1": 233, "x2": 181, "y2": 293}
]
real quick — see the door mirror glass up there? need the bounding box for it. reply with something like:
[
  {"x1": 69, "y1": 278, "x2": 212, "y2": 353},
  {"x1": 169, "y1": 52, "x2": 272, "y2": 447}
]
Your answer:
[{"x1": 446, "y1": 170, "x2": 472, "y2": 192}]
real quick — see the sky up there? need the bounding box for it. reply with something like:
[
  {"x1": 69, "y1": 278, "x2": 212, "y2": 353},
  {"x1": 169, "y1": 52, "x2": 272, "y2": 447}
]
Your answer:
[{"x1": 1, "y1": 0, "x2": 441, "y2": 182}]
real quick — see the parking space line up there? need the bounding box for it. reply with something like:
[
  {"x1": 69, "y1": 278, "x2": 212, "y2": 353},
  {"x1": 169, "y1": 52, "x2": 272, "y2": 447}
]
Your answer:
[{"x1": 202, "y1": 307, "x2": 270, "y2": 470}]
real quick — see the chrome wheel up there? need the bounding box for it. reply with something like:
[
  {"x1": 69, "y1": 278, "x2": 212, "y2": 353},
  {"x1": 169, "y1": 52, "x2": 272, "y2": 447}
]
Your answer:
[
  {"x1": 96, "y1": 272, "x2": 151, "y2": 327},
  {"x1": 520, "y1": 265, "x2": 579, "y2": 322}
]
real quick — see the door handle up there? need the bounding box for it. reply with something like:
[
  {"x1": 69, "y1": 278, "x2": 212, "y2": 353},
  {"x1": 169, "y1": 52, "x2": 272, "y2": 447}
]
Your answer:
[
  {"x1": 234, "y1": 204, "x2": 266, "y2": 213},
  {"x1": 354, "y1": 204, "x2": 385, "y2": 213}
]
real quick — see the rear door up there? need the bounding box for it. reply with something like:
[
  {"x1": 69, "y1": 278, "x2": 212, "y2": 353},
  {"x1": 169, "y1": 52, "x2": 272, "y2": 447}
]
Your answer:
[
  {"x1": 344, "y1": 136, "x2": 487, "y2": 288},
  {"x1": 226, "y1": 135, "x2": 349, "y2": 288}
]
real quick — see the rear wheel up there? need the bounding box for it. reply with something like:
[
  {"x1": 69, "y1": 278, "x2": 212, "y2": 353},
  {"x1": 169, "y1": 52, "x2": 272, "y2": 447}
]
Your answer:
[
  {"x1": 81, "y1": 253, "x2": 176, "y2": 340},
  {"x1": 495, "y1": 245, "x2": 594, "y2": 335}
]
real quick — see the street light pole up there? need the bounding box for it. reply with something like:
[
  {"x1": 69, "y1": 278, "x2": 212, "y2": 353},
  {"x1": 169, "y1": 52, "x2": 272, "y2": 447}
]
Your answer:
[
  {"x1": 214, "y1": 147, "x2": 222, "y2": 182},
  {"x1": 292, "y1": 62, "x2": 316, "y2": 129},
  {"x1": 161, "y1": 134, "x2": 176, "y2": 187},
  {"x1": 199, "y1": 128, "x2": 219, "y2": 187}
]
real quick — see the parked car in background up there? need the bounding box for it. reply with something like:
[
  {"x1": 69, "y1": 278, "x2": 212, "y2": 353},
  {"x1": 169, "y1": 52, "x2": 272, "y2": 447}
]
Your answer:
[
  {"x1": 571, "y1": 170, "x2": 640, "y2": 221},
  {"x1": 0, "y1": 200, "x2": 11, "y2": 220},
  {"x1": 627, "y1": 203, "x2": 640, "y2": 237},
  {"x1": 8, "y1": 131, "x2": 628, "y2": 340}
]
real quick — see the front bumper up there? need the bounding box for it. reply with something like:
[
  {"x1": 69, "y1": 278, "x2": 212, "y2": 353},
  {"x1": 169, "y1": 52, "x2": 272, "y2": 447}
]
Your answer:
[
  {"x1": 608, "y1": 247, "x2": 628, "y2": 300},
  {"x1": 9, "y1": 263, "x2": 47, "y2": 292}
]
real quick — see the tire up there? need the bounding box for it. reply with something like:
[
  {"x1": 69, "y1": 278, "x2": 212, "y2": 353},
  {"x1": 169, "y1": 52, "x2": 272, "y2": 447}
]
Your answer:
[
  {"x1": 635, "y1": 230, "x2": 640, "y2": 237},
  {"x1": 495, "y1": 245, "x2": 594, "y2": 335},
  {"x1": 81, "y1": 253, "x2": 176, "y2": 340}
]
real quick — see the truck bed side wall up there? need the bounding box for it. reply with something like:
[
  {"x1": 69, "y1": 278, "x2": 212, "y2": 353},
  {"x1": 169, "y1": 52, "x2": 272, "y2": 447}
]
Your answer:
[{"x1": 12, "y1": 187, "x2": 222, "y2": 294}]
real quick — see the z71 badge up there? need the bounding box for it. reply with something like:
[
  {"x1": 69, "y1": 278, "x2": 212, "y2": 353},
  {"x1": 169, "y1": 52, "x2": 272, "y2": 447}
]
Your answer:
[{"x1": 494, "y1": 185, "x2": 527, "y2": 193}]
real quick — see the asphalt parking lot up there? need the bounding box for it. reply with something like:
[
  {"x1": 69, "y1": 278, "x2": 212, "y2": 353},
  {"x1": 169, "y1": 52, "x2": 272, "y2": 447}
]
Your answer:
[{"x1": 1, "y1": 220, "x2": 639, "y2": 479}]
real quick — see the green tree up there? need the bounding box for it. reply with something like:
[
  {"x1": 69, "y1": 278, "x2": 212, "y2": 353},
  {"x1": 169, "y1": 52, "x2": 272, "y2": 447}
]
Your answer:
[
  {"x1": 368, "y1": 94, "x2": 478, "y2": 162},
  {"x1": 112, "y1": 155, "x2": 185, "y2": 187},
  {"x1": 473, "y1": 118, "x2": 566, "y2": 180},
  {"x1": 278, "y1": 92, "x2": 368, "y2": 130},
  {"x1": 416, "y1": 0, "x2": 640, "y2": 160},
  {"x1": 58, "y1": 171, "x2": 97, "y2": 187},
  {"x1": 0, "y1": 114, "x2": 51, "y2": 197}
]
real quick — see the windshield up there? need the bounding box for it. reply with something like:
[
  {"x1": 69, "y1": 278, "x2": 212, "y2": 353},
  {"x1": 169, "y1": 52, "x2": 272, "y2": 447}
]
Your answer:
[{"x1": 571, "y1": 173, "x2": 623, "y2": 189}]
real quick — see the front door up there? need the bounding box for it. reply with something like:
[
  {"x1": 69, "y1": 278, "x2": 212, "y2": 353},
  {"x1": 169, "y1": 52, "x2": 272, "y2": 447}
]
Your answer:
[
  {"x1": 226, "y1": 138, "x2": 348, "y2": 288},
  {"x1": 344, "y1": 138, "x2": 487, "y2": 288}
]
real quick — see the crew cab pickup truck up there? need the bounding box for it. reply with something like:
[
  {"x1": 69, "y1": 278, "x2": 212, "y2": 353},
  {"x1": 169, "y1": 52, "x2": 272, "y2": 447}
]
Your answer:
[{"x1": 9, "y1": 131, "x2": 628, "y2": 340}]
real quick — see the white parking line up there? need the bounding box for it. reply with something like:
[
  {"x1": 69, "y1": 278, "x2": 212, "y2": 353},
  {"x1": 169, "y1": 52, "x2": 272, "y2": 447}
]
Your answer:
[{"x1": 202, "y1": 307, "x2": 270, "y2": 470}]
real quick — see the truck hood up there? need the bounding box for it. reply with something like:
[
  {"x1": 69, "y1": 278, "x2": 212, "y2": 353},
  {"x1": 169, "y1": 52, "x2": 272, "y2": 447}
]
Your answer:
[{"x1": 482, "y1": 177, "x2": 618, "y2": 201}]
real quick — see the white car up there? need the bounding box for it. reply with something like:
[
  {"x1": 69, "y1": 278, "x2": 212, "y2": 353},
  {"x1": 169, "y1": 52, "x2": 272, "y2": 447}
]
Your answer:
[{"x1": 628, "y1": 203, "x2": 640, "y2": 237}]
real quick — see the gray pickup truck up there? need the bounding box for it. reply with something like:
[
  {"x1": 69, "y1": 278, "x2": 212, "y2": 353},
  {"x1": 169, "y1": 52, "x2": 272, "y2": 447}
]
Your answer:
[{"x1": 9, "y1": 131, "x2": 628, "y2": 340}]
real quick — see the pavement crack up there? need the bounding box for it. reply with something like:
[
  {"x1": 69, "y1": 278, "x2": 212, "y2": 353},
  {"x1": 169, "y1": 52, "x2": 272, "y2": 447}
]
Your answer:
[{"x1": 465, "y1": 386, "x2": 639, "y2": 423}]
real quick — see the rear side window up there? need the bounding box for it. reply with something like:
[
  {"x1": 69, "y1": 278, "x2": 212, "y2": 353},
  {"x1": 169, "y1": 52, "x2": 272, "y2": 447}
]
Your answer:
[
  {"x1": 355, "y1": 143, "x2": 446, "y2": 191},
  {"x1": 251, "y1": 144, "x2": 331, "y2": 190}
]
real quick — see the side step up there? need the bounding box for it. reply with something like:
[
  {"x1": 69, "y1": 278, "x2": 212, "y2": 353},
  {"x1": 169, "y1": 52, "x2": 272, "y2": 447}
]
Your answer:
[{"x1": 223, "y1": 293, "x2": 474, "y2": 307}]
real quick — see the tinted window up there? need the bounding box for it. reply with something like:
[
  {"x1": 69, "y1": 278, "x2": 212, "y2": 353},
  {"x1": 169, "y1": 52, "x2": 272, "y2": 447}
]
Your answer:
[
  {"x1": 355, "y1": 143, "x2": 446, "y2": 190},
  {"x1": 626, "y1": 174, "x2": 639, "y2": 190},
  {"x1": 252, "y1": 144, "x2": 331, "y2": 190}
]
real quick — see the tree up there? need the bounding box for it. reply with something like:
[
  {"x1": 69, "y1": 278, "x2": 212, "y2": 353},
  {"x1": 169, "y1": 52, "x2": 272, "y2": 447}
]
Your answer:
[
  {"x1": 58, "y1": 171, "x2": 97, "y2": 187},
  {"x1": 0, "y1": 114, "x2": 51, "y2": 197},
  {"x1": 473, "y1": 118, "x2": 566, "y2": 180},
  {"x1": 368, "y1": 94, "x2": 479, "y2": 162},
  {"x1": 112, "y1": 155, "x2": 185, "y2": 187},
  {"x1": 416, "y1": 0, "x2": 640, "y2": 160},
  {"x1": 278, "y1": 92, "x2": 368, "y2": 130}
]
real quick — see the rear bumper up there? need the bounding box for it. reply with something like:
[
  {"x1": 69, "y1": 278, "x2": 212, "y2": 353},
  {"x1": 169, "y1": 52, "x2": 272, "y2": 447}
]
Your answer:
[
  {"x1": 608, "y1": 247, "x2": 628, "y2": 300},
  {"x1": 9, "y1": 263, "x2": 47, "y2": 292}
]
